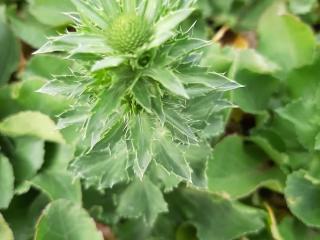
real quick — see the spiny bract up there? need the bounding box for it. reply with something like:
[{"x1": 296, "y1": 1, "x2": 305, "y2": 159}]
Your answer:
[{"x1": 36, "y1": 0, "x2": 240, "y2": 223}]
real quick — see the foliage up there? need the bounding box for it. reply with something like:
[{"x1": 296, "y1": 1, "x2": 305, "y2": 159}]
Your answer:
[{"x1": 0, "y1": 0, "x2": 320, "y2": 239}]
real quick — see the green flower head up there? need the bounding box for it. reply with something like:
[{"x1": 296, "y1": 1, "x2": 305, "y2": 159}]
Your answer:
[{"x1": 37, "y1": 0, "x2": 240, "y2": 192}]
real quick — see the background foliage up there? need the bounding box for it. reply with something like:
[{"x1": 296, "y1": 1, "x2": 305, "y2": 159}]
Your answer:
[{"x1": 0, "y1": 0, "x2": 320, "y2": 239}]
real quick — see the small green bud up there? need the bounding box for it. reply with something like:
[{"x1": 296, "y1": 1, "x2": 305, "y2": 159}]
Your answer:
[{"x1": 106, "y1": 14, "x2": 152, "y2": 53}]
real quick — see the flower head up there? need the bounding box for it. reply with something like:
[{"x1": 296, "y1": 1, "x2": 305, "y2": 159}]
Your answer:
[{"x1": 37, "y1": 0, "x2": 240, "y2": 190}]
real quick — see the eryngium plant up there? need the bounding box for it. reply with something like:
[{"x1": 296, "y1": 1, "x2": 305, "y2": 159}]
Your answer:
[{"x1": 36, "y1": 0, "x2": 240, "y2": 223}]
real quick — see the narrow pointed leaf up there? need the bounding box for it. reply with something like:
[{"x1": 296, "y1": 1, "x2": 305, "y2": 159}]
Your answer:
[
  {"x1": 100, "y1": 0, "x2": 120, "y2": 17},
  {"x1": 131, "y1": 113, "x2": 154, "y2": 179},
  {"x1": 149, "y1": 8, "x2": 194, "y2": 48},
  {"x1": 153, "y1": 130, "x2": 192, "y2": 181},
  {"x1": 145, "y1": 68, "x2": 189, "y2": 98},
  {"x1": 92, "y1": 56, "x2": 126, "y2": 72},
  {"x1": 71, "y1": 0, "x2": 108, "y2": 29}
]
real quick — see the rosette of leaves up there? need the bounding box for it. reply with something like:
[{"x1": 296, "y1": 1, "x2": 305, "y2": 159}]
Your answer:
[{"x1": 36, "y1": 0, "x2": 240, "y2": 221}]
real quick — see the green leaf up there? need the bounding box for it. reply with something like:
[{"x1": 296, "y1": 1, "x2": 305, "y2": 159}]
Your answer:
[
  {"x1": 145, "y1": 68, "x2": 189, "y2": 98},
  {"x1": 0, "y1": 214, "x2": 14, "y2": 240},
  {"x1": 166, "y1": 188, "x2": 266, "y2": 240},
  {"x1": 7, "y1": 8, "x2": 59, "y2": 48},
  {"x1": 279, "y1": 216, "x2": 320, "y2": 240},
  {"x1": 123, "y1": 0, "x2": 136, "y2": 13},
  {"x1": 164, "y1": 109, "x2": 198, "y2": 144},
  {"x1": 35, "y1": 199, "x2": 103, "y2": 240},
  {"x1": 144, "y1": 0, "x2": 160, "y2": 22},
  {"x1": 233, "y1": 69, "x2": 278, "y2": 113},
  {"x1": 71, "y1": 0, "x2": 107, "y2": 29},
  {"x1": 153, "y1": 129, "x2": 192, "y2": 181},
  {"x1": 207, "y1": 135, "x2": 285, "y2": 199},
  {"x1": 132, "y1": 79, "x2": 152, "y2": 113},
  {"x1": 0, "y1": 18, "x2": 20, "y2": 86},
  {"x1": 100, "y1": 0, "x2": 119, "y2": 17},
  {"x1": 28, "y1": 0, "x2": 75, "y2": 27},
  {"x1": 277, "y1": 98, "x2": 320, "y2": 150},
  {"x1": 131, "y1": 113, "x2": 154, "y2": 179},
  {"x1": 117, "y1": 178, "x2": 167, "y2": 225},
  {"x1": 177, "y1": 67, "x2": 241, "y2": 92},
  {"x1": 31, "y1": 171, "x2": 82, "y2": 204},
  {"x1": 258, "y1": 3, "x2": 316, "y2": 74},
  {"x1": 36, "y1": 33, "x2": 112, "y2": 54},
  {"x1": 0, "y1": 111, "x2": 65, "y2": 144},
  {"x1": 10, "y1": 137, "x2": 45, "y2": 183},
  {"x1": 149, "y1": 8, "x2": 194, "y2": 48},
  {"x1": 0, "y1": 155, "x2": 14, "y2": 209},
  {"x1": 92, "y1": 56, "x2": 126, "y2": 72},
  {"x1": 289, "y1": 0, "x2": 317, "y2": 14},
  {"x1": 285, "y1": 171, "x2": 320, "y2": 228},
  {"x1": 71, "y1": 140, "x2": 129, "y2": 189}
]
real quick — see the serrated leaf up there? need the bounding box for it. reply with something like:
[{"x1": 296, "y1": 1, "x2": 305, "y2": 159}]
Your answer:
[
  {"x1": 92, "y1": 56, "x2": 126, "y2": 72},
  {"x1": 100, "y1": 0, "x2": 119, "y2": 17},
  {"x1": 164, "y1": 109, "x2": 198, "y2": 144},
  {"x1": 117, "y1": 177, "x2": 167, "y2": 225},
  {"x1": 144, "y1": 0, "x2": 160, "y2": 22},
  {"x1": 31, "y1": 171, "x2": 82, "y2": 204},
  {"x1": 132, "y1": 79, "x2": 152, "y2": 113},
  {"x1": 84, "y1": 79, "x2": 128, "y2": 148},
  {"x1": 0, "y1": 111, "x2": 65, "y2": 144},
  {"x1": 145, "y1": 68, "x2": 189, "y2": 98},
  {"x1": 36, "y1": 33, "x2": 112, "y2": 54},
  {"x1": 207, "y1": 135, "x2": 285, "y2": 199},
  {"x1": 71, "y1": 0, "x2": 107, "y2": 29},
  {"x1": 35, "y1": 199, "x2": 103, "y2": 240},
  {"x1": 131, "y1": 113, "x2": 154, "y2": 179},
  {"x1": 149, "y1": 8, "x2": 194, "y2": 48},
  {"x1": 177, "y1": 67, "x2": 241, "y2": 91},
  {"x1": 0, "y1": 154, "x2": 14, "y2": 209},
  {"x1": 285, "y1": 171, "x2": 320, "y2": 228},
  {"x1": 153, "y1": 129, "x2": 192, "y2": 181},
  {"x1": 0, "y1": 214, "x2": 14, "y2": 240},
  {"x1": 72, "y1": 140, "x2": 129, "y2": 189}
]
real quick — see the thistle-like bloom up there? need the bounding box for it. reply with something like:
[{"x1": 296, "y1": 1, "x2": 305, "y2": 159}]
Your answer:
[{"x1": 37, "y1": 0, "x2": 240, "y2": 192}]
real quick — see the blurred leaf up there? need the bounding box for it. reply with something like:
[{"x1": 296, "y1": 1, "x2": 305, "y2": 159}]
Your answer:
[
  {"x1": 117, "y1": 178, "x2": 168, "y2": 225},
  {"x1": 10, "y1": 137, "x2": 45, "y2": 183},
  {"x1": 166, "y1": 188, "x2": 266, "y2": 240},
  {"x1": 277, "y1": 97, "x2": 320, "y2": 150},
  {"x1": 279, "y1": 216, "x2": 320, "y2": 240},
  {"x1": 28, "y1": 0, "x2": 75, "y2": 27},
  {"x1": 207, "y1": 135, "x2": 285, "y2": 199},
  {"x1": 289, "y1": 0, "x2": 317, "y2": 14},
  {"x1": 0, "y1": 17, "x2": 20, "y2": 85},
  {"x1": 258, "y1": 3, "x2": 316, "y2": 74},
  {"x1": 233, "y1": 69, "x2": 278, "y2": 113},
  {"x1": 7, "y1": 7, "x2": 60, "y2": 48},
  {"x1": 35, "y1": 199, "x2": 103, "y2": 240},
  {"x1": 285, "y1": 171, "x2": 320, "y2": 228},
  {"x1": 0, "y1": 213, "x2": 14, "y2": 240},
  {"x1": 0, "y1": 154, "x2": 14, "y2": 209},
  {"x1": 31, "y1": 171, "x2": 82, "y2": 204},
  {"x1": 0, "y1": 111, "x2": 65, "y2": 144}
]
